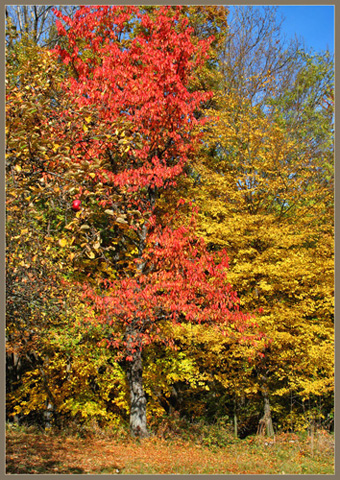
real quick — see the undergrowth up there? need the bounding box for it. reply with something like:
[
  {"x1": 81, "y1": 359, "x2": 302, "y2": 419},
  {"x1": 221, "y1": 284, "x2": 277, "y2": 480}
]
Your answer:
[{"x1": 6, "y1": 420, "x2": 334, "y2": 475}]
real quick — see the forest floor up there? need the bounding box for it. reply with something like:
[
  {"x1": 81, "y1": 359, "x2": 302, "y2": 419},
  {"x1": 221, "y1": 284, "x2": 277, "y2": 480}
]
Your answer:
[{"x1": 6, "y1": 423, "x2": 334, "y2": 475}]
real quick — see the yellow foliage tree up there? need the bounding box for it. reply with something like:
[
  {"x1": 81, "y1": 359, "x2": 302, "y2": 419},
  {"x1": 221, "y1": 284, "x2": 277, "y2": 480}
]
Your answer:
[
  {"x1": 6, "y1": 35, "x2": 133, "y2": 428},
  {"x1": 180, "y1": 51, "x2": 334, "y2": 432}
]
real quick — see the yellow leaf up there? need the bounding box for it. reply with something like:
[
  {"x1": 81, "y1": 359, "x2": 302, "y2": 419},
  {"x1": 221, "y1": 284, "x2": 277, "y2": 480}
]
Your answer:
[{"x1": 59, "y1": 238, "x2": 67, "y2": 247}]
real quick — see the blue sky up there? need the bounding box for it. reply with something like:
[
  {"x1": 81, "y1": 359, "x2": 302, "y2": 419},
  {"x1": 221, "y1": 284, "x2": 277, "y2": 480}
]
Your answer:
[
  {"x1": 276, "y1": 5, "x2": 334, "y2": 54},
  {"x1": 228, "y1": 5, "x2": 334, "y2": 54}
]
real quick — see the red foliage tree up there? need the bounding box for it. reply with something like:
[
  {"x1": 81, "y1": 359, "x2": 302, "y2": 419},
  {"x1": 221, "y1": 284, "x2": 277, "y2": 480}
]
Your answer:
[{"x1": 52, "y1": 6, "x2": 261, "y2": 437}]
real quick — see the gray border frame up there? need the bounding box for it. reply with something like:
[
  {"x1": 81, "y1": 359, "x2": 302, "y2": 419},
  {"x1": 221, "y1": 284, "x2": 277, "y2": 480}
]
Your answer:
[{"x1": 1, "y1": 1, "x2": 337, "y2": 479}]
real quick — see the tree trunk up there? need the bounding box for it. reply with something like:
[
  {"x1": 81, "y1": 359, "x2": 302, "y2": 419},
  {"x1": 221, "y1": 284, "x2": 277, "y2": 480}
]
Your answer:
[
  {"x1": 126, "y1": 347, "x2": 149, "y2": 438},
  {"x1": 124, "y1": 219, "x2": 150, "y2": 438},
  {"x1": 257, "y1": 387, "x2": 274, "y2": 436},
  {"x1": 234, "y1": 412, "x2": 238, "y2": 438}
]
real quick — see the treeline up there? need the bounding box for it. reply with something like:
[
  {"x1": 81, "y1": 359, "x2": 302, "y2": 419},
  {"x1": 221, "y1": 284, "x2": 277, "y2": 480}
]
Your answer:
[{"x1": 6, "y1": 6, "x2": 334, "y2": 438}]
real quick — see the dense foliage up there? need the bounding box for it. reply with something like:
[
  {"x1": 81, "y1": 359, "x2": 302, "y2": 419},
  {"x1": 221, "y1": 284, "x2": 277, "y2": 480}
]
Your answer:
[{"x1": 6, "y1": 6, "x2": 334, "y2": 438}]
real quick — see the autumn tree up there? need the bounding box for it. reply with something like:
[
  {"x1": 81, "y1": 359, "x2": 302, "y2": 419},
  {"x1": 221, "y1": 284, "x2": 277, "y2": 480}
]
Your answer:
[
  {"x1": 6, "y1": 32, "x2": 77, "y2": 425},
  {"x1": 46, "y1": 6, "x2": 264, "y2": 437},
  {"x1": 186, "y1": 44, "x2": 334, "y2": 433},
  {"x1": 5, "y1": 28, "x2": 135, "y2": 428}
]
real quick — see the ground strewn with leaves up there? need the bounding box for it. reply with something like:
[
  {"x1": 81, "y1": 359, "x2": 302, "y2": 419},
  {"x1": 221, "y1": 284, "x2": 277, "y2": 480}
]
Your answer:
[{"x1": 6, "y1": 424, "x2": 334, "y2": 475}]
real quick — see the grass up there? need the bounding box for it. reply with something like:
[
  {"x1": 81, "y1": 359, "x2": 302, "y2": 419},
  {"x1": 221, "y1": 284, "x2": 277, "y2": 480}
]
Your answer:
[{"x1": 6, "y1": 422, "x2": 334, "y2": 474}]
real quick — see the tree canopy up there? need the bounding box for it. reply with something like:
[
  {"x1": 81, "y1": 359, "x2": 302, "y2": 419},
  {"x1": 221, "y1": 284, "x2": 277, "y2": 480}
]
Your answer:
[{"x1": 6, "y1": 5, "x2": 334, "y2": 438}]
